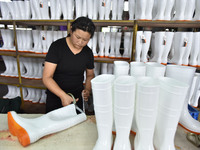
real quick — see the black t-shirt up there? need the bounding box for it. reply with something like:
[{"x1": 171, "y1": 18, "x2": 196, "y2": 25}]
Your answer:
[{"x1": 45, "y1": 38, "x2": 94, "y2": 92}]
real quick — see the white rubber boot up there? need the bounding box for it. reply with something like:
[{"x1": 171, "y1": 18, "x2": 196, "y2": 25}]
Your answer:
[
  {"x1": 32, "y1": 30, "x2": 41, "y2": 53},
  {"x1": 8, "y1": 104, "x2": 86, "y2": 147},
  {"x1": 46, "y1": 30, "x2": 53, "y2": 52},
  {"x1": 0, "y1": 2, "x2": 12, "y2": 20},
  {"x1": 6, "y1": 1, "x2": 15, "y2": 20},
  {"x1": 123, "y1": 32, "x2": 131, "y2": 59},
  {"x1": 114, "y1": 61, "x2": 129, "y2": 78},
  {"x1": 113, "y1": 76, "x2": 136, "y2": 150},
  {"x1": 24, "y1": 0, "x2": 31, "y2": 20},
  {"x1": 184, "y1": 0, "x2": 195, "y2": 21},
  {"x1": 172, "y1": 0, "x2": 187, "y2": 20},
  {"x1": 32, "y1": 0, "x2": 42, "y2": 19},
  {"x1": 99, "y1": 0, "x2": 105, "y2": 20},
  {"x1": 128, "y1": 0, "x2": 135, "y2": 20},
  {"x1": 112, "y1": 0, "x2": 118, "y2": 20},
  {"x1": 87, "y1": 0, "x2": 93, "y2": 19},
  {"x1": 164, "y1": 0, "x2": 175, "y2": 20},
  {"x1": 189, "y1": 32, "x2": 200, "y2": 67},
  {"x1": 55, "y1": 0, "x2": 62, "y2": 20},
  {"x1": 145, "y1": 62, "x2": 166, "y2": 78},
  {"x1": 40, "y1": 30, "x2": 48, "y2": 54},
  {"x1": 92, "y1": 32, "x2": 98, "y2": 57},
  {"x1": 67, "y1": 0, "x2": 74, "y2": 19},
  {"x1": 105, "y1": 0, "x2": 111, "y2": 20},
  {"x1": 107, "y1": 63, "x2": 113, "y2": 74},
  {"x1": 1, "y1": 56, "x2": 10, "y2": 76},
  {"x1": 153, "y1": 0, "x2": 167, "y2": 20},
  {"x1": 161, "y1": 31, "x2": 174, "y2": 65},
  {"x1": 50, "y1": 0, "x2": 56, "y2": 19},
  {"x1": 141, "y1": 31, "x2": 152, "y2": 63},
  {"x1": 91, "y1": 74, "x2": 115, "y2": 150},
  {"x1": 75, "y1": 0, "x2": 82, "y2": 19},
  {"x1": 25, "y1": 30, "x2": 33, "y2": 52},
  {"x1": 115, "y1": 32, "x2": 122, "y2": 58},
  {"x1": 82, "y1": 0, "x2": 87, "y2": 17},
  {"x1": 154, "y1": 77, "x2": 189, "y2": 150},
  {"x1": 117, "y1": 0, "x2": 124, "y2": 20},
  {"x1": 109, "y1": 32, "x2": 116, "y2": 58},
  {"x1": 39, "y1": 89, "x2": 47, "y2": 104},
  {"x1": 101, "y1": 63, "x2": 108, "y2": 74},
  {"x1": 145, "y1": 0, "x2": 154, "y2": 20},
  {"x1": 193, "y1": 0, "x2": 200, "y2": 21},
  {"x1": 130, "y1": 61, "x2": 146, "y2": 77},
  {"x1": 134, "y1": 77, "x2": 160, "y2": 150},
  {"x1": 13, "y1": 1, "x2": 21, "y2": 20},
  {"x1": 39, "y1": 0, "x2": 49, "y2": 19},
  {"x1": 17, "y1": 1, "x2": 26, "y2": 20},
  {"x1": 150, "y1": 31, "x2": 165, "y2": 63},
  {"x1": 104, "y1": 32, "x2": 111, "y2": 57},
  {"x1": 165, "y1": 65, "x2": 200, "y2": 134},
  {"x1": 169, "y1": 32, "x2": 187, "y2": 65},
  {"x1": 135, "y1": 0, "x2": 146, "y2": 20},
  {"x1": 93, "y1": 0, "x2": 98, "y2": 20},
  {"x1": 5, "y1": 29, "x2": 14, "y2": 51},
  {"x1": 98, "y1": 32, "x2": 105, "y2": 57},
  {"x1": 190, "y1": 73, "x2": 200, "y2": 107},
  {"x1": 94, "y1": 62, "x2": 101, "y2": 76},
  {"x1": 182, "y1": 32, "x2": 193, "y2": 66}
]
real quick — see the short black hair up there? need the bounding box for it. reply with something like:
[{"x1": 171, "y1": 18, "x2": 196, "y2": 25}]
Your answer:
[{"x1": 71, "y1": 16, "x2": 96, "y2": 38}]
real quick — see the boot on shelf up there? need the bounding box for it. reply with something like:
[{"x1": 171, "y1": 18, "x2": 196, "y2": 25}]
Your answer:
[
  {"x1": 153, "y1": 0, "x2": 167, "y2": 20},
  {"x1": 75, "y1": 0, "x2": 82, "y2": 19},
  {"x1": 8, "y1": 104, "x2": 87, "y2": 147},
  {"x1": 145, "y1": 0, "x2": 154, "y2": 20},
  {"x1": 39, "y1": 0, "x2": 49, "y2": 20},
  {"x1": 91, "y1": 74, "x2": 115, "y2": 150},
  {"x1": 98, "y1": 0, "x2": 105, "y2": 20},
  {"x1": 135, "y1": 0, "x2": 147, "y2": 20},
  {"x1": 40, "y1": 30, "x2": 48, "y2": 54},
  {"x1": 32, "y1": 30, "x2": 42, "y2": 53},
  {"x1": 184, "y1": 0, "x2": 195, "y2": 21},
  {"x1": 31, "y1": 0, "x2": 42, "y2": 19},
  {"x1": 92, "y1": 32, "x2": 98, "y2": 57},
  {"x1": 135, "y1": 31, "x2": 143, "y2": 62},
  {"x1": 104, "y1": 32, "x2": 111, "y2": 57},
  {"x1": 98, "y1": 32, "x2": 105, "y2": 57},
  {"x1": 172, "y1": 0, "x2": 187, "y2": 21},
  {"x1": 123, "y1": 32, "x2": 131, "y2": 59},
  {"x1": 39, "y1": 89, "x2": 47, "y2": 104},
  {"x1": 87, "y1": 0, "x2": 93, "y2": 19},
  {"x1": 113, "y1": 76, "x2": 136, "y2": 150},
  {"x1": 115, "y1": 32, "x2": 122, "y2": 58},
  {"x1": 117, "y1": 0, "x2": 124, "y2": 20},
  {"x1": 94, "y1": 62, "x2": 101, "y2": 76},
  {"x1": 0, "y1": 2, "x2": 12, "y2": 20},
  {"x1": 24, "y1": 30, "x2": 33, "y2": 52},
  {"x1": 154, "y1": 77, "x2": 189, "y2": 150},
  {"x1": 164, "y1": 0, "x2": 175, "y2": 20},
  {"x1": 105, "y1": 0, "x2": 111, "y2": 20},
  {"x1": 107, "y1": 63, "x2": 113, "y2": 74},
  {"x1": 109, "y1": 32, "x2": 116, "y2": 58},
  {"x1": 92, "y1": 0, "x2": 98, "y2": 20},
  {"x1": 128, "y1": 0, "x2": 135, "y2": 20},
  {"x1": 111, "y1": 0, "x2": 118, "y2": 20},
  {"x1": 193, "y1": 0, "x2": 200, "y2": 21},
  {"x1": 101, "y1": 63, "x2": 108, "y2": 74}
]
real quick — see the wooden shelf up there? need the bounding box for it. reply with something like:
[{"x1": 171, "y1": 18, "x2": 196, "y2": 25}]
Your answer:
[
  {"x1": 137, "y1": 20, "x2": 200, "y2": 28},
  {"x1": 18, "y1": 52, "x2": 46, "y2": 58},
  {"x1": 0, "y1": 76, "x2": 19, "y2": 86},
  {"x1": 15, "y1": 20, "x2": 69, "y2": 26},
  {"x1": 92, "y1": 20, "x2": 134, "y2": 27},
  {"x1": 0, "y1": 51, "x2": 16, "y2": 56},
  {"x1": 21, "y1": 78, "x2": 46, "y2": 89},
  {"x1": 0, "y1": 20, "x2": 13, "y2": 25},
  {"x1": 94, "y1": 57, "x2": 130, "y2": 63}
]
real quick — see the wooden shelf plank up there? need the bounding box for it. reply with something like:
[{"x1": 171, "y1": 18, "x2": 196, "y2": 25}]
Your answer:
[
  {"x1": 18, "y1": 52, "x2": 46, "y2": 58},
  {"x1": 94, "y1": 57, "x2": 130, "y2": 63},
  {"x1": 0, "y1": 76, "x2": 19, "y2": 86},
  {"x1": 0, "y1": 51, "x2": 16, "y2": 56},
  {"x1": 21, "y1": 78, "x2": 46, "y2": 89}
]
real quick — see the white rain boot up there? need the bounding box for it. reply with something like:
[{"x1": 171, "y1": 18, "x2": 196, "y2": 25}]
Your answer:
[
  {"x1": 130, "y1": 61, "x2": 146, "y2": 77},
  {"x1": 87, "y1": 0, "x2": 93, "y2": 19},
  {"x1": 0, "y1": 2, "x2": 12, "y2": 20},
  {"x1": 50, "y1": 0, "x2": 56, "y2": 19},
  {"x1": 104, "y1": 32, "x2": 111, "y2": 57},
  {"x1": 193, "y1": 0, "x2": 200, "y2": 21},
  {"x1": 182, "y1": 32, "x2": 193, "y2": 66},
  {"x1": 53, "y1": 0, "x2": 62, "y2": 20},
  {"x1": 135, "y1": 31, "x2": 143, "y2": 62},
  {"x1": 112, "y1": 0, "x2": 118, "y2": 20},
  {"x1": 165, "y1": 65, "x2": 200, "y2": 134},
  {"x1": 98, "y1": 32, "x2": 105, "y2": 57},
  {"x1": 115, "y1": 32, "x2": 122, "y2": 58},
  {"x1": 99, "y1": 0, "x2": 105, "y2": 20},
  {"x1": 8, "y1": 104, "x2": 87, "y2": 147},
  {"x1": 6, "y1": 1, "x2": 15, "y2": 20},
  {"x1": 145, "y1": 0, "x2": 154, "y2": 20},
  {"x1": 66, "y1": 0, "x2": 74, "y2": 19},
  {"x1": 109, "y1": 32, "x2": 116, "y2": 58},
  {"x1": 164, "y1": 0, "x2": 175, "y2": 20},
  {"x1": 150, "y1": 31, "x2": 165, "y2": 63},
  {"x1": 92, "y1": 32, "x2": 98, "y2": 57},
  {"x1": 46, "y1": 30, "x2": 53, "y2": 52},
  {"x1": 169, "y1": 32, "x2": 187, "y2": 65},
  {"x1": 32, "y1": 0, "x2": 42, "y2": 19},
  {"x1": 161, "y1": 31, "x2": 174, "y2": 65},
  {"x1": 75, "y1": 0, "x2": 82, "y2": 19},
  {"x1": 172, "y1": 0, "x2": 187, "y2": 20},
  {"x1": 13, "y1": 1, "x2": 21, "y2": 20},
  {"x1": 40, "y1": 30, "x2": 48, "y2": 54},
  {"x1": 141, "y1": 31, "x2": 152, "y2": 63},
  {"x1": 94, "y1": 62, "x2": 101, "y2": 76},
  {"x1": 190, "y1": 73, "x2": 200, "y2": 107},
  {"x1": 123, "y1": 32, "x2": 131, "y2": 59},
  {"x1": 135, "y1": 0, "x2": 146, "y2": 20},
  {"x1": 107, "y1": 63, "x2": 113, "y2": 74},
  {"x1": 39, "y1": 0, "x2": 49, "y2": 20},
  {"x1": 91, "y1": 74, "x2": 115, "y2": 150},
  {"x1": 134, "y1": 77, "x2": 160, "y2": 150},
  {"x1": 39, "y1": 89, "x2": 47, "y2": 104},
  {"x1": 154, "y1": 77, "x2": 189, "y2": 150},
  {"x1": 17, "y1": 1, "x2": 26, "y2": 20},
  {"x1": 184, "y1": 0, "x2": 195, "y2": 21},
  {"x1": 117, "y1": 0, "x2": 124, "y2": 20},
  {"x1": 114, "y1": 61, "x2": 129, "y2": 78},
  {"x1": 25, "y1": 30, "x2": 33, "y2": 52},
  {"x1": 128, "y1": 0, "x2": 135, "y2": 20},
  {"x1": 189, "y1": 32, "x2": 200, "y2": 67},
  {"x1": 32, "y1": 30, "x2": 42, "y2": 53},
  {"x1": 5, "y1": 29, "x2": 14, "y2": 51},
  {"x1": 32, "y1": 89, "x2": 42, "y2": 103},
  {"x1": 153, "y1": 0, "x2": 167, "y2": 20},
  {"x1": 82, "y1": 0, "x2": 87, "y2": 17},
  {"x1": 105, "y1": 0, "x2": 111, "y2": 20},
  {"x1": 145, "y1": 62, "x2": 166, "y2": 78},
  {"x1": 113, "y1": 76, "x2": 136, "y2": 150},
  {"x1": 101, "y1": 63, "x2": 108, "y2": 74},
  {"x1": 93, "y1": 0, "x2": 98, "y2": 20},
  {"x1": 24, "y1": 0, "x2": 31, "y2": 20}
]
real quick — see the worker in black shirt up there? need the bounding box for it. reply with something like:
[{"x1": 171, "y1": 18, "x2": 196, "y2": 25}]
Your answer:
[{"x1": 43, "y1": 17, "x2": 96, "y2": 113}]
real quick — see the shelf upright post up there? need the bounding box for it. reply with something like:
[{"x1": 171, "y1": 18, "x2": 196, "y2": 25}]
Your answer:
[
  {"x1": 131, "y1": 20, "x2": 138, "y2": 61},
  {"x1": 67, "y1": 20, "x2": 71, "y2": 33},
  {"x1": 13, "y1": 20, "x2": 24, "y2": 108}
]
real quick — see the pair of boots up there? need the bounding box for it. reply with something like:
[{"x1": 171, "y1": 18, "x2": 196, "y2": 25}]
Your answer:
[
  {"x1": 23, "y1": 88, "x2": 46, "y2": 104},
  {"x1": 0, "y1": 29, "x2": 15, "y2": 51},
  {"x1": 3, "y1": 85, "x2": 20, "y2": 99},
  {"x1": 1, "y1": 56, "x2": 18, "y2": 77}
]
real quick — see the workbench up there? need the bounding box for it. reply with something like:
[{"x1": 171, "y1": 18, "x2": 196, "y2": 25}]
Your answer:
[{"x1": 0, "y1": 114, "x2": 198, "y2": 150}]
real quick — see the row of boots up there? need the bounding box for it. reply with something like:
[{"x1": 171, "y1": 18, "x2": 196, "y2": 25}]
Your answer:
[
  {"x1": 135, "y1": 31, "x2": 200, "y2": 66},
  {"x1": 1, "y1": 0, "x2": 200, "y2": 20},
  {"x1": 0, "y1": 28, "x2": 67, "y2": 54}
]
